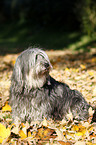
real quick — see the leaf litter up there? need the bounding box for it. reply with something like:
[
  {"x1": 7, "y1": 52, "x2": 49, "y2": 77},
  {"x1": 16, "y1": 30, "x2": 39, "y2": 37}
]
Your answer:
[{"x1": 0, "y1": 49, "x2": 96, "y2": 144}]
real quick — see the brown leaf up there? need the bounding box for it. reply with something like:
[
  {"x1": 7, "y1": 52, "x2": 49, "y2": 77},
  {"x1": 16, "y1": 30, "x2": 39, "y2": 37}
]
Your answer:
[
  {"x1": 36, "y1": 126, "x2": 57, "y2": 141},
  {"x1": 58, "y1": 141, "x2": 71, "y2": 145}
]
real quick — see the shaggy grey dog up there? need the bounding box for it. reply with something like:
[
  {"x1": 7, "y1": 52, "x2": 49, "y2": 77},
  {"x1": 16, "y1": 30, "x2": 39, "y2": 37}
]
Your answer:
[{"x1": 9, "y1": 48, "x2": 90, "y2": 123}]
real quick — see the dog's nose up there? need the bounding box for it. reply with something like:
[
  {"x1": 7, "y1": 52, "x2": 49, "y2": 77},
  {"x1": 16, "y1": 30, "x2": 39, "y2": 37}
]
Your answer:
[{"x1": 44, "y1": 63, "x2": 49, "y2": 68}]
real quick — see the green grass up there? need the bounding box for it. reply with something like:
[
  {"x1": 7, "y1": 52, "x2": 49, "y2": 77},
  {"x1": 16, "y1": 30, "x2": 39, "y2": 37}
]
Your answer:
[{"x1": 0, "y1": 21, "x2": 96, "y2": 54}]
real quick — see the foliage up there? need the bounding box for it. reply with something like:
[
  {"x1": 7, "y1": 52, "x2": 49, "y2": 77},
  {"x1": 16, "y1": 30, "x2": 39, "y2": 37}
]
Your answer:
[
  {"x1": 0, "y1": 21, "x2": 96, "y2": 54},
  {"x1": 0, "y1": 0, "x2": 77, "y2": 29},
  {"x1": 1, "y1": 0, "x2": 96, "y2": 35},
  {"x1": 76, "y1": 0, "x2": 96, "y2": 36}
]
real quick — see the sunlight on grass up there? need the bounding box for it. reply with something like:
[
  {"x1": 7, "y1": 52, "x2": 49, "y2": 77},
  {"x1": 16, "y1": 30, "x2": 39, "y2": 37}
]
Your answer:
[{"x1": 68, "y1": 35, "x2": 93, "y2": 51}]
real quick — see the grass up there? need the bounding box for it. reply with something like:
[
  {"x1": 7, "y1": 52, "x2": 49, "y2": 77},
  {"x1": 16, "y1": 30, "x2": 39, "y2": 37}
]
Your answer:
[{"x1": 0, "y1": 21, "x2": 96, "y2": 55}]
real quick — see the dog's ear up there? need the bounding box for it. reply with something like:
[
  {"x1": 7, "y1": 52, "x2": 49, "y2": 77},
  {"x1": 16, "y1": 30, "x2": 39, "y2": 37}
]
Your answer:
[{"x1": 11, "y1": 59, "x2": 24, "y2": 93}]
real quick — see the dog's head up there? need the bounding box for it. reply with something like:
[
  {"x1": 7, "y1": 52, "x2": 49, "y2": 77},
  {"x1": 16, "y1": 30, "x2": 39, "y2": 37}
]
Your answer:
[{"x1": 13, "y1": 48, "x2": 52, "y2": 90}]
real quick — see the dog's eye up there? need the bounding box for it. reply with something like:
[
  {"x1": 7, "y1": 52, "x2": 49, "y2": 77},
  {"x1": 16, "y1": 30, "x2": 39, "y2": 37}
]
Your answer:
[
  {"x1": 36, "y1": 54, "x2": 44, "y2": 61},
  {"x1": 44, "y1": 63, "x2": 49, "y2": 68}
]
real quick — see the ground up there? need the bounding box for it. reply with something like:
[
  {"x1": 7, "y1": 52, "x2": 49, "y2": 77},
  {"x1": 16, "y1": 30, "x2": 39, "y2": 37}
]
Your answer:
[{"x1": 0, "y1": 49, "x2": 96, "y2": 145}]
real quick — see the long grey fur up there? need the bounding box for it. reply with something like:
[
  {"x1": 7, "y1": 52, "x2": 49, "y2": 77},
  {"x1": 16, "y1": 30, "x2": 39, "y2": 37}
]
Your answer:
[{"x1": 9, "y1": 48, "x2": 90, "y2": 123}]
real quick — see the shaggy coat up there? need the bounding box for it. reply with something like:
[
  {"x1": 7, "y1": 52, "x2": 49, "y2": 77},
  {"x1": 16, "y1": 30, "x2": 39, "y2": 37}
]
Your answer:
[{"x1": 9, "y1": 48, "x2": 89, "y2": 123}]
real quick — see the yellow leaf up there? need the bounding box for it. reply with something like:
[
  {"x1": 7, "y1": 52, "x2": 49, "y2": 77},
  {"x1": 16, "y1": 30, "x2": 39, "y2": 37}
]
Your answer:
[
  {"x1": 0, "y1": 123, "x2": 10, "y2": 143},
  {"x1": 63, "y1": 126, "x2": 66, "y2": 130},
  {"x1": 91, "y1": 58, "x2": 96, "y2": 63},
  {"x1": 2, "y1": 102, "x2": 12, "y2": 112},
  {"x1": 65, "y1": 68, "x2": 69, "y2": 71},
  {"x1": 80, "y1": 64, "x2": 86, "y2": 70},
  {"x1": 75, "y1": 132, "x2": 84, "y2": 136},
  {"x1": 72, "y1": 124, "x2": 86, "y2": 136},
  {"x1": 21, "y1": 123, "x2": 25, "y2": 128},
  {"x1": 74, "y1": 68, "x2": 79, "y2": 73},
  {"x1": 11, "y1": 60, "x2": 16, "y2": 65},
  {"x1": 31, "y1": 131, "x2": 37, "y2": 138},
  {"x1": 0, "y1": 138, "x2": 3, "y2": 144},
  {"x1": 28, "y1": 131, "x2": 32, "y2": 137},
  {"x1": 88, "y1": 71, "x2": 94, "y2": 76},
  {"x1": 72, "y1": 125, "x2": 79, "y2": 132},
  {"x1": 19, "y1": 130, "x2": 27, "y2": 140},
  {"x1": 86, "y1": 142, "x2": 96, "y2": 145},
  {"x1": 88, "y1": 126, "x2": 93, "y2": 132}
]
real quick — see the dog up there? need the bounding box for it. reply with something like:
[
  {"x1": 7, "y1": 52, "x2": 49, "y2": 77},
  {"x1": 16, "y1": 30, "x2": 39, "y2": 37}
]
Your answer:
[{"x1": 9, "y1": 47, "x2": 90, "y2": 123}]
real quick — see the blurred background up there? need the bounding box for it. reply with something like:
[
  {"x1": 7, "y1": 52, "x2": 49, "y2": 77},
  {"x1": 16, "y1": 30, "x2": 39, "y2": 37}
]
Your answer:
[{"x1": 0, "y1": 0, "x2": 96, "y2": 54}]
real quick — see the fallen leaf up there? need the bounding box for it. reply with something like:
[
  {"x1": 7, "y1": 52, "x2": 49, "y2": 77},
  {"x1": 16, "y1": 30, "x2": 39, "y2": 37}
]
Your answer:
[
  {"x1": 66, "y1": 112, "x2": 73, "y2": 120},
  {"x1": 42, "y1": 118, "x2": 48, "y2": 126},
  {"x1": 58, "y1": 141, "x2": 71, "y2": 145},
  {"x1": 86, "y1": 142, "x2": 96, "y2": 145},
  {"x1": 88, "y1": 107, "x2": 94, "y2": 116},
  {"x1": 80, "y1": 64, "x2": 86, "y2": 70},
  {"x1": 75, "y1": 132, "x2": 84, "y2": 136},
  {"x1": 11, "y1": 60, "x2": 16, "y2": 65},
  {"x1": 2, "y1": 102, "x2": 12, "y2": 112},
  {"x1": 93, "y1": 86, "x2": 96, "y2": 96},
  {"x1": 74, "y1": 141, "x2": 86, "y2": 145},
  {"x1": 90, "y1": 132, "x2": 96, "y2": 139},
  {"x1": 28, "y1": 131, "x2": 32, "y2": 137},
  {"x1": 55, "y1": 129, "x2": 66, "y2": 141},
  {"x1": 36, "y1": 126, "x2": 56, "y2": 141},
  {"x1": 91, "y1": 58, "x2": 96, "y2": 63},
  {"x1": 88, "y1": 71, "x2": 94, "y2": 76},
  {"x1": 0, "y1": 123, "x2": 10, "y2": 143},
  {"x1": 65, "y1": 68, "x2": 69, "y2": 71},
  {"x1": 19, "y1": 130, "x2": 27, "y2": 140}
]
